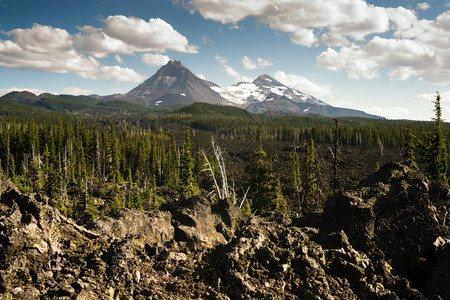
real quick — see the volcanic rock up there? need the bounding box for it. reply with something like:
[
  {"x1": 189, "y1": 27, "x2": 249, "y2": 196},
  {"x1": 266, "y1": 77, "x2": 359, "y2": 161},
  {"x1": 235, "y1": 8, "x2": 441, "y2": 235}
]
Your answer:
[{"x1": 0, "y1": 162, "x2": 449, "y2": 298}]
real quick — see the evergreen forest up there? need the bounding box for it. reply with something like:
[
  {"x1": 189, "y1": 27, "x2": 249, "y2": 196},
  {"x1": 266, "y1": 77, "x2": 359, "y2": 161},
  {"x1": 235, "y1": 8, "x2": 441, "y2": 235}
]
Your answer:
[{"x1": 0, "y1": 97, "x2": 448, "y2": 224}]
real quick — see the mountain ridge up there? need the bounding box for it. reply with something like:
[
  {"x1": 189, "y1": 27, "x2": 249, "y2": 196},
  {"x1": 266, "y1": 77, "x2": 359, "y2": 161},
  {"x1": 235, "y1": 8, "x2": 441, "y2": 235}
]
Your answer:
[{"x1": 1, "y1": 61, "x2": 383, "y2": 119}]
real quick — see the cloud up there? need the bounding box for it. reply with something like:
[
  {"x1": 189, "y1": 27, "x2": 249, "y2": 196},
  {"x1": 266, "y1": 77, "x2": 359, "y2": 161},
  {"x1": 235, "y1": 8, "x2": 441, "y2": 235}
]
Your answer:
[
  {"x1": 364, "y1": 107, "x2": 412, "y2": 119},
  {"x1": 316, "y1": 45, "x2": 380, "y2": 80},
  {"x1": 102, "y1": 16, "x2": 198, "y2": 53},
  {"x1": 201, "y1": 36, "x2": 213, "y2": 45},
  {"x1": 196, "y1": 73, "x2": 207, "y2": 80},
  {"x1": 0, "y1": 86, "x2": 94, "y2": 97},
  {"x1": 75, "y1": 25, "x2": 131, "y2": 58},
  {"x1": 273, "y1": 71, "x2": 331, "y2": 97},
  {"x1": 60, "y1": 86, "x2": 95, "y2": 95},
  {"x1": 114, "y1": 54, "x2": 124, "y2": 64},
  {"x1": 0, "y1": 25, "x2": 145, "y2": 82},
  {"x1": 185, "y1": 0, "x2": 450, "y2": 85},
  {"x1": 241, "y1": 56, "x2": 273, "y2": 70},
  {"x1": 142, "y1": 52, "x2": 171, "y2": 67},
  {"x1": 0, "y1": 24, "x2": 99, "y2": 76},
  {"x1": 415, "y1": 91, "x2": 450, "y2": 105},
  {"x1": 0, "y1": 15, "x2": 197, "y2": 82},
  {"x1": 97, "y1": 66, "x2": 146, "y2": 82},
  {"x1": 291, "y1": 28, "x2": 318, "y2": 47},
  {"x1": 75, "y1": 16, "x2": 198, "y2": 56},
  {"x1": 188, "y1": 0, "x2": 391, "y2": 42},
  {"x1": 215, "y1": 55, "x2": 252, "y2": 82},
  {"x1": 316, "y1": 24, "x2": 450, "y2": 84},
  {"x1": 417, "y1": 2, "x2": 430, "y2": 10}
]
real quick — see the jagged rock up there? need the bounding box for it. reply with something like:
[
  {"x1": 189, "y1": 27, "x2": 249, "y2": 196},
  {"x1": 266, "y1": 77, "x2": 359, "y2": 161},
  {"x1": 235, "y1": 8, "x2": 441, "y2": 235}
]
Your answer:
[
  {"x1": 162, "y1": 195, "x2": 244, "y2": 248},
  {"x1": 86, "y1": 208, "x2": 174, "y2": 246},
  {"x1": 0, "y1": 162, "x2": 449, "y2": 299},
  {"x1": 320, "y1": 162, "x2": 449, "y2": 298}
]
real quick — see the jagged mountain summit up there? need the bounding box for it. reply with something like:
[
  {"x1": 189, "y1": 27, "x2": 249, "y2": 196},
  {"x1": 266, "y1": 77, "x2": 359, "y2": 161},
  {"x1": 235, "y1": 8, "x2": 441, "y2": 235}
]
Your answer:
[
  {"x1": 120, "y1": 60, "x2": 227, "y2": 107},
  {"x1": 212, "y1": 74, "x2": 326, "y2": 107},
  {"x1": 212, "y1": 74, "x2": 381, "y2": 118}
]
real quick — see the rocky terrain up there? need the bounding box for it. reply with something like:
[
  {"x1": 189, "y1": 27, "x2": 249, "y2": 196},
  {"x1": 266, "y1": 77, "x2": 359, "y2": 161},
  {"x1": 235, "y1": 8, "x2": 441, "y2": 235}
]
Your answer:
[{"x1": 0, "y1": 162, "x2": 449, "y2": 299}]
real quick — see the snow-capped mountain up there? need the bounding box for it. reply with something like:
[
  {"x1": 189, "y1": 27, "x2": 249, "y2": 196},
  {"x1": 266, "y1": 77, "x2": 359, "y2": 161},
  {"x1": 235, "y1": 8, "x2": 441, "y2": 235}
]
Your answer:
[
  {"x1": 105, "y1": 61, "x2": 381, "y2": 118},
  {"x1": 211, "y1": 74, "x2": 326, "y2": 107},
  {"x1": 211, "y1": 74, "x2": 381, "y2": 118}
]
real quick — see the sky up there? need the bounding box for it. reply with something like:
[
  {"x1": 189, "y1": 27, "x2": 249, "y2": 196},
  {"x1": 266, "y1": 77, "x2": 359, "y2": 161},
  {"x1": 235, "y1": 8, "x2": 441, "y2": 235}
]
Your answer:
[{"x1": 1, "y1": 0, "x2": 450, "y2": 120}]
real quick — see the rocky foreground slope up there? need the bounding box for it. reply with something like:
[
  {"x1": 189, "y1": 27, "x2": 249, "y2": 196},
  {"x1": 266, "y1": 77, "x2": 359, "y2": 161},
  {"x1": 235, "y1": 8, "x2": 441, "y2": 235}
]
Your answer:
[{"x1": 1, "y1": 163, "x2": 449, "y2": 299}]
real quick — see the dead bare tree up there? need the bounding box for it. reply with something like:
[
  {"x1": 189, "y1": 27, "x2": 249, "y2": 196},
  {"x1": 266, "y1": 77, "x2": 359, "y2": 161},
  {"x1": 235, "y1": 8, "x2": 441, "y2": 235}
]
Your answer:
[{"x1": 201, "y1": 137, "x2": 232, "y2": 200}]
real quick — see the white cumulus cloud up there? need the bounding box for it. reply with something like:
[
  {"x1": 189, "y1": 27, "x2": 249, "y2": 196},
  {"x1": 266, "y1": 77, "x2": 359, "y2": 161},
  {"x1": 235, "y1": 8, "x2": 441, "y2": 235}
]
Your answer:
[
  {"x1": 184, "y1": 0, "x2": 450, "y2": 85},
  {"x1": 0, "y1": 15, "x2": 198, "y2": 83},
  {"x1": 188, "y1": 0, "x2": 391, "y2": 43},
  {"x1": 273, "y1": 71, "x2": 331, "y2": 97},
  {"x1": 215, "y1": 55, "x2": 252, "y2": 82},
  {"x1": 417, "y1": 2, "x2": 430, "y2": 11},
  {"x1": 97, "y1": 66, "x2": 146, "y2": 82},
  {"x1": 0, "y1": 23, "x2": 145, "y2": 82},
  {"x1": 241, "y1": 56, "x2": 273, "y2": 70},
  {"x1": 60, "y1": 86, "x2": 95, "y2": 95},
  {"x1": 364, "y1": 107, "x2": 412, "y2": 119},
  {"x1": 102, "y1": 15, "x2": 198, "y2": 54},
  {"x1": 114, "y1": 54, "x2": 124, "y2": 64},
  {"x1": 142, "y1": 53, "x2": 171, "y2": 67}
]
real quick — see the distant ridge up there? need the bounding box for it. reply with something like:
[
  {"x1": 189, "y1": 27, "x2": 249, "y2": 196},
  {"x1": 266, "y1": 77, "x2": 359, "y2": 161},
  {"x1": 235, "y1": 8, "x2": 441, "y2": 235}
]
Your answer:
[{"x1": 0, "y1": 91, "x2": 151, "y2": 114}]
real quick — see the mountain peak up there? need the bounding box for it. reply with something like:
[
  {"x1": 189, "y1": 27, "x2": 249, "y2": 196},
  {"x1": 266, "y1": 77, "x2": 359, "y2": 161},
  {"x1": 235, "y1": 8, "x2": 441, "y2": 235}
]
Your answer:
[
  {"x1": 253, "y1": 74, "x2": 284, "y2": 87},
  {"x1": 124, "y1": 60, "x2": 225, "y2": 106},
  {"x1": 164, "y1": 60, "x2": 187, "y2": 70}
]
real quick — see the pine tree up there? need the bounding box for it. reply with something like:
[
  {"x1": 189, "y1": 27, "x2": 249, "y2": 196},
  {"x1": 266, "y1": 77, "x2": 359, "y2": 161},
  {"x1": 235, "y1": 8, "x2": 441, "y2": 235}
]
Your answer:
[
  {"x1": 9, "y1": 154, "x2": 17, "y2": 184},
  {"x1": 303, "y1": 138, "x2": 322, "y2": 213},
  {"x1": 403, "y1": 128, "x2": 419, "y2": 171},
  {"x1": 84, "y1": 195, "x2": 99, "y2": 222},
  {"x1": 110, "y1": 185, "x2": 123, "y2": 215},
  {"x1": 288, "y1": 150, "x2": 302, "y2": 212},
  {"x1": 424, "y1": 92, "x2": 448, "y2": 182},
  {"x1": 249, "y1": 148, "x2": 286, "y2": 214},
  {"x1": 126, "y1": 168, "x2": 133, "y2": 208},
  {"x1": 288, "y1": 150, "x2": 302, "y2": 192},
  {"x1": 166, "y1": 134, "x2": 179, "y2": 187},
  {"x1": 179, "y1": 129, "x2": 199, "y2": 198}
]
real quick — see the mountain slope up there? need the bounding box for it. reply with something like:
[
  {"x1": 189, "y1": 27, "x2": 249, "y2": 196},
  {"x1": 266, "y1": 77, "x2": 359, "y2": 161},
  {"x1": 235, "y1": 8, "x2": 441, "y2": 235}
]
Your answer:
[
  {"x1": 124, "y1": 60, "x2": 226, "y2": 107},
  {"x1": 212, "y1": 74, "x2": 381, "y2": 118},
  {"x1": 246, "y1": 94, "x2": 382, "y2": 118},
  {"x1": 211, "y1": 74, "x2": 327, "y2": 107}
]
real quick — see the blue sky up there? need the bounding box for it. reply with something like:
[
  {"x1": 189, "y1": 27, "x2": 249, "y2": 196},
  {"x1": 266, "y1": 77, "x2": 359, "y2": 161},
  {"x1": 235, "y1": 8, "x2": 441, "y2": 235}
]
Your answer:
[{"x1": 1, "y1": 0, "x2": 450, "y2": 120}]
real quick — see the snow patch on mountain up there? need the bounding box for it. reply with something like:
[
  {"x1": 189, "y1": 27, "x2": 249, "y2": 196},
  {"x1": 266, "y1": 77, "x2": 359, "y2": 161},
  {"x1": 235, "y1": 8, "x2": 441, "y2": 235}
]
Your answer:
[
  {"x1": 211, "y1": 83, "x2": 266, "y2": 105},
  {"x1": 213, "y1": 74, "x2": 328, "y2": 107},
  {"x1": 162, "y1": 76, "x2": 177, "y2": 87}
]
